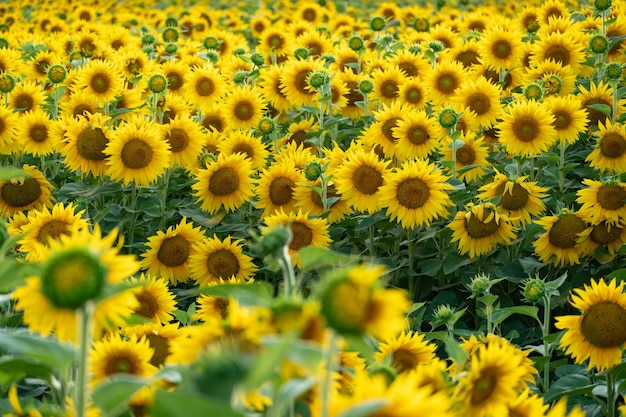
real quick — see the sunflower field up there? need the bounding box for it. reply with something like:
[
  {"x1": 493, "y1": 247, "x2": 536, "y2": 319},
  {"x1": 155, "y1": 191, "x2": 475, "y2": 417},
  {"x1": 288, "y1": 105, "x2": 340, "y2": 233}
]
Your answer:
[{"x1": 2, "y1": 0, "x2": 626, "y2": 415}]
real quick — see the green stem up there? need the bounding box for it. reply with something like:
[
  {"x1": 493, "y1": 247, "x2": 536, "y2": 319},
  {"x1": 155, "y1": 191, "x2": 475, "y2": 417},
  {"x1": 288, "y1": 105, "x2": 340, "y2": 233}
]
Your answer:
[
  {"x1": 611, "y1": 80, "x2": 619, "y2": 124},
  {"x1": 542, "y1": 295, "x2": 552, "y2": 392},
  {"x1": 558, "y1": 139, "x2": 567, "y2": 197},
  {"x1": 485, "y1": 303, "x2": 493, "y2": 335},
  {"x1": 320, "y1": 173, "x2": 329, "y2": 213},
  {"x1": 75, "y1": 301, "x2": 94, "y2": 417},
  {"x1": 127, "y1": 182, "x2": 138, "y2": 253},
  {"x1": 368, "y1": 224, "x2": 376, "y2": 259},
  {"x1": 607, "y1": 369, "x2": 616, "y2": 417},
  {"x1": 320, "y1": 330, "x2": 338, "y2": 417},
  {"x1": 278, "y1": 245, "x2": 296, "y2": 297},
  {"x1": 160, "y1": 168, "x2": 171, "y2": 230},
  {"x1": 408, "y1": 228, "x2": 416, "y2": 302}
]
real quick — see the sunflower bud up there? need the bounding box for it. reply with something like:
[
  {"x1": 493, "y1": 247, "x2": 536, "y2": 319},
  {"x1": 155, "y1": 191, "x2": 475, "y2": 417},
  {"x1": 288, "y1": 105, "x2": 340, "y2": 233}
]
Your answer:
[
  {"x1": 523, "y1": 82, "x2": 544, "y2": 101},
  {"x1": 205, "y1": 50, "x2": 219, "y2": 65},
  {"x1": 232, "y1": 70, "x2": 247, "y2": 85},
  {"x1": 165, "y1": 16, "x2": 178, "y2": 27},
  {"x1": 307, "y1": 70, "x2": 330, "y2": 89},
  {"x1": 252, "y1": 224, "x2": 291, "y2": 258},
  {"x1": 428, "y1": 40, "x2": 445, "y2": 53},
  {"x1": 193, "y1": 347, "x2": 250, "y2": 401},
  {"x1": 407, "y1": 44, "x2": 422, "y2": 54},
  {"x1": 589, "y1": 34, "x2": 610, "y2": 54},
  {"x1": 141, "y1": 33, "x2": 156, "y2": 46},
  {"x1": 594, "y1": 0, "x2": 612, "y2": 12},
  {"x1": 148, "y1": 74, "x2": 168, "y2": 94},
  {"x1": 358, "y1": 79, "x2": 374, "y2": 94},
  {"x1": 164, "y1": 42, "x2": 178, "y2": 55},
  {"x1": 605, "y1": 62, "x2": 624, "y2": 80},
  {"x1": 369, "y1": 16, "x2": 386, "y2": 32},
  {"x1": 162, "y1": 27, "x2": 179, "y2": 43},
  {"x1": 438, "y1": 107, "x2": 458, "y2": 129},
  {"x1": 142, "y1": 45, "x2": 154, "y2": 55},
  {"x1": 469, "y1": 273, "x2": 491, "y2": 296},
  {"x1": 521, "y1": 276, "x2": 546, "y2": 304},
  {"x1": 542, "y1": 74, "x2": 563, "y2": 95},
  {"x1": 431, "y1": 304, "x2": 457, "y2": 328},
  {"x1": 203, "y1": 36, "x2": 221, "y2": 50},
  {"x1": 413, "y1": 17, "x2": 430, "y2": 32},
  {"x1": 321, "y1": 54, "x2": 336, "y2": 65},
  {"x1": 199, "y1": 150, "x2": 218, "y2": 168},
  {"x1": 304, "y1": 160, "x2": 323, "y2": 181},
  {"x1": 250, "y1": 53, "x2": 265, "y2": 67},
  {"x1": 233, "y1": 47, "x2": 246, "y2": 56},
  {"x1": 348, "y1": 34, "x2": 365, "y2": 52},
  {"x1": 293, "y1": 47, "x2": 309, "y2": 61},
  {"x1": 47, "y1": 64, "x2": 67, "y2": 84},
  {"x1": 367, "y1": 363, "x2": 397, "y2": 385},
  {"x1": 257, "y1": 117, "x2": 275, "y2": 135}
]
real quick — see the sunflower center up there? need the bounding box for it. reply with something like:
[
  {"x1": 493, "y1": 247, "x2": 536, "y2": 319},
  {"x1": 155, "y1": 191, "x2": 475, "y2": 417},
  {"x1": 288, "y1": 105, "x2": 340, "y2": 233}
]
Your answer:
[
  {"x1": 202, "y1": 115, "x2": 224, "y2": 133},
  {"x1": 437, "y1": 73, "x2": 458, "y2": 94},
  {"x1": 121, "y1": 138, "x2": 154, "y2": 169},
  {"x1": 456, "y1": 144, "x2": 475, "y2": 165},
  {"x1": 580, "y1": 301, "x2": 626, "y2": 348},
  {"x1": 553, "y1": 110, "x2": 571, "y2": 130},
  {"x1": 512, "y1": 116, "x2": 539, "y2": 142},
  {"x1": 269, "y1": 176, "x2": 295, "y2": 205},
  {"x1": 146, "y1": 333, "x2": 170, "y2": 367},
  {"x1": 104, "y1": 355, "x2": 137, "y2": 375},
  {"x1": 585, "y1": 97, "x2": 610, "y2": 127},
  {"x1": 29, "y1": 124, "x2": 48, "y2": 143},
  {"x1": 167, "y1": 72, "x2": 183, "y2": 91},
  {"x1": 381, "y1": 80, "x2": 399, "y2": 99},
  {"x1": 544, "y1": 45, "x2": 569, "y2": 66},
  {"x1": 295, "y1": 69, "x2": 314, "y2": 95},
  {"x1": 495, "y1": 182, "x2": 530, "y2": 210},
  {"x1": 135, "y1": 290, "x2": 159, "y2": 319},
  {"x1": 268, "y1": 34, "x2": 283, "y2": 49},
  {"x1": 90, "y1": 73, "x2": 111, "y2": 94},
  {"x1": 14, "y1": 93, "x2": 34, "y2": 111},
  {"x1": 214, "y1": 297, "x2": 230, "y2": 319},
  {"x1": 195, "y1": 76, "x2": 215, "y2": 97},
  {"x1": 77, "y1": 127, "x2": 108, "y2": 160},
  {"x1": 405, "y1": 87, "x2": 422, "y2": 104},
  {"x1": 73, "y1": 104, "x2": 96, "y2": 118},
  {"x1": 157, "y1": 235, "x2": 190, "y2": 267},
  {"x1": 208, "y1": 166, "x2": 241, "y2": 196},
  {"x1": 548, "y1": 213, "x2": 587, "y2": 248},
  {"x1": 167, "y1": 128, "x2": 189, "y2": 152},
  {"x1": 325, "y1": 280, "x2": 368, "y2": 334},
  {"x1": 465, "y1": 211, "x2": 499, "y2": 239},
  {"x1": 391, "y1": 348, "x2": 418, "y2": 373},
  {"x1": 382, "y1": 117, "x2": 400, "y2": 143},
  {"x1": 206, "y1": 248, "x2": 240, "y2": 279},
  {"x1": 468, "y1": 92, "x2": 490, "y2": 115},
  {"x1": 233, "y1": 100, "x2": 253, "y2": 121},
  {"x1": 396, "y1": 178, "x2": 430, "y2": 209},
  {"x1": 492, "y1": 40, "x2": 512, "y2": 59},
  {"x1": 471, "y1": 369, "x2": 497, "y2": 404},
  {"x1": 590, "y1": 223, "x2": 622, "y2": 245},
  {"x1": 289, "y1": 222, "x2": 313, "y2": 251},
  {"x1": 398, "y1": 63, "x2": 418, "y2": 77},
  {"x1": 353, "y1": 166, "x2": 383, "y2": 195},
  {"x1": 1, "y1": 178, "x2": 42, "y2": 208},
  {"x1": 36, "y1": 220, "x2": 71, "y2": 244},
  {"x1": 600, "y1": 132, "x2": 626, "y2": 159},
  {"x1": 597, "y1": 185, "x2": 626, "y2": 210},
  {"x1": 456, "y1": 50, "x2": 480, "y2": 68},
  {"x1": 408, "y1": 126, "x2": 429, "y2": 145}
]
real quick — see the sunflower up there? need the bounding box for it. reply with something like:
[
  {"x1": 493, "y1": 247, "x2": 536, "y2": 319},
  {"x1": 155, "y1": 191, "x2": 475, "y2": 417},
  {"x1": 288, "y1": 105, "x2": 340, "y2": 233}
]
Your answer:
[
  {"x1": 8, "y1": 79, "x2": 46, "y2": 113},
  {"x1": 477, "y1": 26, "x2": 525, "y2": 72},
  {"x1": 294, "y1": 178, "x2": 353, "y2": 224},
  {"x1": 279, "y1": 58, "x2": 324, "y2": 108},
  {"x1": 477, "y1": 170, "x2": 548, "y2": 225},
  {"x1": 451, "y1": 76, "x2": 502, "y2": 129},
  {"x1": 255, "y1": 161, "x2": 305, "y2": 217},
  {"x1": 543, "y1": 95, "x2": 588, "y2": 145},
  {"x1": 576, "y1": 178, "x2": 626, "y2": 226},
  {"x1": 425, "y1": 60, "x2": 468, "y2": 107},
  {"x1": 296, "y1": 29, "x2": 333, "y2": 58},
  {"x1": 370, "y1": 64, "x2": 405, "y2": 107},
  {"x1": 578, "y1": 220, "x2": 626, "y2": 259},
  {"x1": 60, "y1": 112, "x2": 111, "y2": 177},
  {"x1": 555, "y1": 277, "x2": 626, "y2": 372},
  {"x1": 160, "y1": 60, "x2": 189, "y2": 96},
  {"x1": 440, "y1": 132, "x2": 490, "y2": 183},
  {"x1": 379, "y1": 159, "x2": 454, "y2": 229},
  {"x1": 15, "y1": 108, "x2": 56, "y2": 157},
  {"x1": 263, "y1": 209, "x2": 332, "y2": 268},
  {"x1": 449, "y1": 202, "x2": 518, "y2": 258},
  {"x1": 222, "y1": 85, "x2": 266, "y2": 131},
  {"x1": 127, "y1": 274, "x2": 177, "y2": 325},
  {"x1": 470, "y1": 62, "x2": 523, "y2": 95},
  {"x1": 198, "y1": 102, "x2": 230, "y2": 136},
  {"x1": 523, "y1": 59, "x2": 577, "y2": 97},
  {"x1": 389, "y1": 49, "x2": 430, "y2": 79},
  {"x1": 529, "y1": 31, "x2": 586, "y2": 72},
  {"x1": 90, "y1": 332, "x2": 158, "y2": 386},
  {"x1": 122, "y1": 322, "x2": 181, "y2": 368},
  {"x1": 333, "y1": 147, "x2": 390, "y2": 214},
  {"x1": 534, "y1": 209, "x2": 591, "y2": 267},
  {"x1": 219, "y1": 129, "x2": 269, "y2": 170},
  {"x1": 374, "y1": 331, "x2": 437, "y2": 374},
  {"x1": 586, "y1": 120, "x2": 626, "y2": 174},
  {"x1": 391, "y1": 109, "x2": 438, "y2": 161},
  {"x1": 497, "y1": 99, "x2": 558, "y2": 157},
  {"x1": 156, "y1": 113, "x2": 202, "y2": 169},
  {"x1": 0, "y1": 165, "x2": 54, "y2": 218},
  {"x1": 74, "y1": 59, "x2": 125, "y2": 104},
  {"x1": 397, "y1": 77, "x2": 428, "y2": 110},
  {"x1": 336, "y1": 70, "x2": 369, "y2": 120},
  {"x1": 276, "y1": 117, "x2": 318, "y2": 153},
  {"x1": 25, "y1": 49, "x2": 61, "y2": 84},
  {"x1": 258, "y1": 64, "x2": 294, "y2": 114},
  {"x1": 0, "y1": 104, "x2": 18, "y2": 155},
  {"x1": 59, "y1": 89, "x2": 102, "y2": 119},
  {"x1": 182, "y1": 65, "x2": 227, "y2": 107},
  {"x1": 166, "y1": 320, "x2": 224, "y2": 365},
  {"x1": 360, "y1": 102, "x2": 403, "y2": 159},
  {"x1": 105, "y1": 115, "x2": 171, "y2": 186},
  {"x1": 578, "y1": 82, "x2": 626, "y2": 131},
  {"x1": 188, "y1": 235, "x2": 257, "y2": 286},
  {"x1": 193, "y1": 279, "x2": 247, "y2": 322}
]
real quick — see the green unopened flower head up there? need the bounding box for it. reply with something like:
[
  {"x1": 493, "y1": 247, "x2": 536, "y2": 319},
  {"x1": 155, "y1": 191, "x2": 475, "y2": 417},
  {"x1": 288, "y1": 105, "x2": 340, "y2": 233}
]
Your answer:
[
  {"x1": 162, "y1": 27, "x2": 179, "y2": 43},
  {"x1": 233, "y1": 47, "x2": 246, "y2": 56},
  {"x1": 594, "y1": 0, "x2": 612, "y2": 12},
  {"x1": 148, "y1": 73, "x2": 168, "y2": 94},
  {"x1": 432, "y1": 304, "x2": 456, "y2": 328},
  {"x1": 438, "y1": 107, "x2": 458, "y2": 129},
  {"x1": 165, "y1": 16, "x2": 178, "y2": 27},
  {"x1": 164, "y1": 42, "x2": 178, "y2": 55},
  {"x1": 523, "y1": 82, "x2": 544, "y2": 101},
  {"x1": 521, "y1": 276, "x2": 546, "y2": 304},
  {"x1": 141, "y1": 33, "x2": 156, "y2": 45},
  {"x1": 233, "y1": 70, "x2": 247, "y2": 84},
  {"x1": 308, "y1": 69, "x2": 330, "y2": 89},
  {"x1": 370, "y1": 16, "x2": 386, "y2": 32},
  {"x1": 199, "y1": 150, "x2": 218, "y2": 169},
  {"x1": 407, "y1": 44, "x2": 422, "y2": 54},
  {"x1": 469, "y1": 273, "x2": 491, "y2": 296},
  {"x1": 348, "y1": 34, "x2": 365, "y2": 52},
  {"x1": 193, "y1": 346, "x2": 250, "y2": 400},
  {"x1": 205, "y1": 50, "x2": 219, "y2": 65},
  {"x1": 428, "y1": 40, "x2": 446, "y2": 53},
  {"x1": 589, "y1": 33, "x2": 610, "y2": 54},
  {"x1": 367, "y1": 363, "x2": 397, "y2": 385},
  {"x1": 605, "y1": 62, "x2": 624, "y2": 80},
  {"x1": 257, "y1": 117, "x2": 275, "y2": 135},
  {"x1": 142, "y1": 45, "x2": 154, "y2": 54},
  {"x1": 252, "y1": 224, "x2": 292, "y2": 258},
  {"x1": 203, "y1": 36, "x2": 221, "y2": 50},
  {"x1": 304, "y1": 160, "x2": 323, "y2": 181},
  {"x1": 251, "y1": 53, "x2": 265, "y2": 67},
  {"x1": 0, "y1": 37, "x2": 9, "y2": 49},
  {"x1": 358, "y1": 79, "x2": 374, "y2": 94},
  {"x1": 413, "y1": 17, "x2": 430, "y2": 32},
  {"x1": 321, "y1": 54, "x2": 336, "y2": 65},
  {"x1": 293, "y1": 47, "x2": 310, "y2": 60},
  {"x1": 47, "y1": 64, "x2": 67, "y2": 84}
]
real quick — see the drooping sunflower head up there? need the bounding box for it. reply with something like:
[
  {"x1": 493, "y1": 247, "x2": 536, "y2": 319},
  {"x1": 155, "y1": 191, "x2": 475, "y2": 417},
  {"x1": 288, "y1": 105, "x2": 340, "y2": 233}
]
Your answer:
[
  {"x1": 534, "y1": 209, "x2": 590, "y2": 267},
  {"x1": 586, "y1": 119, "x2": 626, "y2": 174},
  {"x1": 0, "y1": 165, "x2": 54, "y2": 218}
]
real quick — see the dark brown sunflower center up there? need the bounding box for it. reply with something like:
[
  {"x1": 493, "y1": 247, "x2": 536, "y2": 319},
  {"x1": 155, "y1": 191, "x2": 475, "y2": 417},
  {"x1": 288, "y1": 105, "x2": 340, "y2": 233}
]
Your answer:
[
  {"x1": 381, "y1": 80, "x2": 399, "y2": 99},
  {"x1": 436, "y1": 73, "x2": 458, "y2": 94},
  {"x1": 353, "y1": 166, "x2": 383, "y2": 195},
  {"x1": 134, "y1": 290, "x2": 159, "y2": 319},
  {"x1": 233, "y1": 100, "x2": 253, "y2": 121},
  {"x1": 14, "y1": 93, "x2": 34, "y2": 112},
  {"x1": 267, "y1": 34, "x2": 283, "y2": 49},
  {"x1": 553, "y1": 110, "x2": 571, "y2": 130},
  {"x1": 167, "y1": 72, "x2": 183, "y2": 91},
  {"x1": 29, "y1": 124, "x2": 48, "y2": 143},
  {"x1": 269, "y1": 176, "x2": 295, "y2": 205},
  {"x1": 590, "y1": 223, "x2": 622, "y2": 245},
  {"x1": 492, "y1": 40, "x2": 512, "y2": 59},
  {"x1": 157, "y1": 235, "x2": 190, "y2": 266},
  {"x1": 396, "y1": 178, "x2": 430, "y2": 209},
  {"x1": 121, "y1": 138, "x2": 153, "y2": 169},
  {"x1": 206, "y1": 249, "x2": 240, "y2": 279},
  {"x1": 456, "y1": 144, "x2": 475, "y2": 165},
  {"x1": 495, "y1": 182, "x2": 530, "y2": 210},
  {"x1": 408, "y1": 125, "x2": 429, "y2": 145},
  {"x1": 73, "y1": 104, "x2": 95, "y2": 118},
  {"x1": 167, "y1": 128, "x2": 189, "y2": 152},
  {"x1": 585, "y1": 97, "x2": 611, "y2": 128},
  {"x1": 471, "y1": 369, "x2": 497, "y2": 404},
  {"x1": 600, "y1": 132, "x2": 626, "y2": 158},
  {"x1": 405, "y1": 87, "x2": 422, "y2": 104},
  {"x1": 398, "y1": 62, "x2": 418, "y2": 77},
  {"x1": 391, "y1": 348, "x2": 418, "y2": 373},
  {"x1": 232, "y1": 144, "x2": 254, "y2": 160},
  {"x1": 468, "y1": 92, "x2": 490, "y2": 115},
  {"x1": 465, "y1": 211, "x2": 499, "y2": 238},
  {"x1": 544, "y1": 45, "x2": 569, "y2": 66},
  {"x1": 90, "y1": 73, "x2": 111, "y2": 94},
  {"x1": 202, "y1": 115, "x2": 224, "y2": 133},
  {"x1": 209, "y1": 166, "x2": 240, "y2": 196},
  {"x1": 382, "y1": 117, "x2": 400, "y2": 143},
  {"x1": 1, "y1": 178, "x2": 41, "y2": 208},
  {"x1": 597, "y1": 185, "x2": 626, "y2": 210},
  {"x1": 146, "y1": 333, "x2": 170, "y2": 367},
  {"x1": 512, "y1": 116, "x2": 539, "y2": 142},
  {"x1": 214, "y1": 297, "x2": 230, "y2": 319},
  {"x1": 456, "y1": 50, "x2": 480, "y2": 68},
  {"x1": 580, "y1": 301, "x2": 626, "y2": 348},
  {"x1": 345, "y1": 81, "x2": 364, "y2": 107},
  {"x1": 289, "y1": 222, "x2": 313, "y2": 251},
  {"x1": 77, "y1": 127, "x2": 108, "y2": 160},
  {"x1": 548, "y1": 213, "x2": 587, "y2": 248},
  {"x1": 104, "y1": 355, "x2": 137, "y2": 375},
  {"x1": 195, "y1": 76, "x2": 215, "y2": 97},
  {"x1": 295, "y1": 69, "x2": 314, "y2": 95},
  {"x1": 36, "y1": 220, "x2": 70, "y2": 244}
]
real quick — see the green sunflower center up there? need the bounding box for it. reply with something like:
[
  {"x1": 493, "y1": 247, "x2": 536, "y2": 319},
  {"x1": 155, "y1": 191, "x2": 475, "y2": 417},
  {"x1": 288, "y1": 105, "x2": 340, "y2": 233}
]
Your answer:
[
  {"x1": 382, "y1": 117, "x2": 400, "y2": 143},
  {"x1": 233, "y1": 100, "x2": 253, "y2": 121},
  {"x1": 77, "y1": 127, "x2": 108, "y2": 160},
  {"x1": 548, "y1": 213, "x2": 587, "y2": 248},
  {"x1": 37, "y1": 220, "x2": 71, "y2": 245},
  {"x1": 289, "y1": 222, "x2": 313, "y2": 251},
  {"x1": 495, "y1": 182, "x2": 530, "y2": 210},
  {"x1": 30, "y1": 124, "x2": 48, "y2": 143},
  {"x1": 1, "y1": 178, "x2": 41, "y2": 208},
  {"x1": 544, "y1": 44, "x2": 570, "y2": 66},
  {"x1": 381, "y1": 80, "x2": 399, "y2": 99},
  {"x1": 405, "y1": 87, "x2": 422, "y2": 104},
  {"x1": 268, "y1": 34, "x2": 283, "y2": 49},
  {"x1": 90, "y1": 73, "x2": 111, "y2": 94},
  {"x1": 146, "y1": 333, "x2": 170, "y2": 367},
  {"x1": 467, "y1": 92, "x2": 490, "y2": 115},
  {"x1": 391, "y1": 348, "x2": 418, "y2": 373},
  {"x1": 465, "y1": 210, "x2": 499, "y2": 238},
  {"x1": 600, "y1": 132, "x2": 626, "y2": 159},
  {"x1": 269, "y1": 176, "x2": 295, "y2": 205},
  {"x1": 512, "y1": 116, "x2": 539, "y2": 142},
  {"x1": 167, "y1": 128, "x2": 189, "y2": 152},
  {"x1": 590, "y1": 223, "x2": 622, "y2": 245},
  {"x1": 206, "y1": 249, "x2": 240, "y2": 280},
  {"x1": 396, "y1": 178, "x2": 430, "y2": 209},
  {"x1": 597, "y1": 185, "x2": 626, "y2": 210},
  {"x1": 353, "y1": 165, "x2": 383, "y2": 195},
  {"x1": 121, "y1": 138, "x2": 153, "y2": 169},
  {"x1": 157, "y1": 235, "x2": 190, "y2": 266},
  {"x1": 581, "y1": 301, "x2": 626, "y2": 348},
  {"x1": 492, "y1": 39, "x2": 512, "y2": 59},
  {"x1": 134, "y1": 290, "x2": 159, "y2": 319},
  {"x1": 209, "y1": 166, "x2": 240, "y2": 196},
  {"x1": 436, "y1": 73, "x2": 457, "y2": 95},
  {"x1": 195, "y1": 76, "x2": 215, "y2": 97},
  {"x1": 408, "y1": 125, "x2": 429, "y2": 145},
  {"x1": 471, "y1": 369, "x2": 497, "y2": 404},
  {"x1": 456, "y1": 144, "x2": 475, "y2": 165}
]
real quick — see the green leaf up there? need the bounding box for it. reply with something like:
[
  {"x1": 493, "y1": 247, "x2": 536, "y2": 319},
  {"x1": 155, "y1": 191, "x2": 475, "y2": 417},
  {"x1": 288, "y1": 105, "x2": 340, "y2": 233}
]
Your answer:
[
  {"x1": 272, "y1": 377, "x2": 317, "y2": 415},
  {"x1": 587, "y1": 103, "x2": 612, "y2": 116},
  {"x1": 491, "y1": 306, "x2": 539, "y2": 326},
  {"x1": 151, "y1": 389, "x2": 244, "y2": 417},
  {"x1": 92, "y1": 375, "x2": 147, "y2": 417},
  {"x1": 0, "y1": 259, "x2": 40, "y2": 293},
  {"x1": 343, "y1": 334, "x2": 375, "y2": 363},
  {"x1": 183, "y1": 282, "x2": 274, "y2": 307},
  {"x1": 299, "y1": 246, "x2": 360, "y2": 271},
  {"x1": 444, "y1": 335, "x2": 468, "y2": 366},
  {"x1": 544, "y1": 374, "x2": 596, "y2": 403},
  {"x1": 243, "y1": 332, "x2": 297, "y2": 390},
  {"x1": 0, "y1": 329, "x2": 75, "y2": 373},
  {"x1": 0, "y1": 356, "x2": 54, "y2": 390},
  {"x1": 442, "y1": 252, "x2": 473, "y2": 275},
  {"x1": 0, "y1": 167, "x2": 31, "y2": 181},
  {"x1": 336, "y1": 399, "x2": 388, "y2": 417}
]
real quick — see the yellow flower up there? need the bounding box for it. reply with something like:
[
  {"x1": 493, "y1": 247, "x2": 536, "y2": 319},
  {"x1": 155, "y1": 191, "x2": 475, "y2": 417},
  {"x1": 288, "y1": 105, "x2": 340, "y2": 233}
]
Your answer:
[
  {"x1": 255, "y1": 161, "x2": 305, "y2": 218},
  {"x1": 497, "y1": 99, "x2": 558, "y2": 157},
  {"x1": 375, "y1": 331, "x2": 438, "y2": 374},
  {"x1": 74, "y1": 59, "x2": 125, "y2": 104},
  {"x1": 188, "y1": 235, "x2": 257, "y2": 286},
  {"x1": 534, "y1": 209, "x2": 590, "y2": 267},
  {"x1": 0, "y1": 165, "x2": 54, "y2": 218}
]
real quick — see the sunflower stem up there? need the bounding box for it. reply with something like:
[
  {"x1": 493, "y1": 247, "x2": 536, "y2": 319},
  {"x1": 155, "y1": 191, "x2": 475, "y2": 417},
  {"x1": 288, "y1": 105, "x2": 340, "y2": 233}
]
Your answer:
[
  {"x1": 558, "y1": 139, "x2": 567, "y2": 197},
  {"x1": 75, "y1": 301, "x2": 94, "y2": 417},
  {"x1": 607, "y1": 369, "x2": 616, "y2": 417},
  {"x1": 320, "y1": 330, "x2": 338, "y2": 417},
  {"x1": 127, "y1": 182, "x2": 139, "y2": 254},
  {"x1": 541, "y1": 294, "x2": 552, "y2": 392},
  {"x1": 408, "y1": 228, "x2": 416, "y2": 302},
  {"x1": 160, "y1": 167, "x2": 171, "y2": 230},
  {"x1": 610, "y1": 80, "x2": 619, "y2": 124},
  {"x1": 278, "y1": 244, "x2": 296, "y2": 297}
]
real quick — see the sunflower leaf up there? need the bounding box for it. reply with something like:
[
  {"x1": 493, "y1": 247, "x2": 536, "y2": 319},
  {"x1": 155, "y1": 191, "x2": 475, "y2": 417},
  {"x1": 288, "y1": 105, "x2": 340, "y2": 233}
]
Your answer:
[
  {"x1": 0, "y1": 258, "x2": 40, "y2": 293},
  {"x1": 91, "y1": 375, "x2": 147, "y2": 417},
  {"x1": 152, "y1": 389, "x2": 244, "y2": 417},
  {"x1": 243, "y1": 332, "x2": 297, "y2": 390},
  {"x1": 0, "y1": 329, "x2": 75, "y2": 374},
  {"x1": 0, "y1": 356, "x2": 54, "y2": 391},
  {"x1": 586, "y1": 103, "x2": 612, "y2": 116},
  {"x1": 544, "y1": 374, "x2": 596, "y2": 403},
  {"x1": 299, "y1": 246, "x2": 360, "y2": 272},
  {"x1": 336, "y1": 399, "x2": 388, "y2": 417},
  {"x1": 184, "y1": 282, "x2": 274, "y2": 307},
  {"x1": 0, "y1": 167, "x2": 31, "y2": 181}
]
